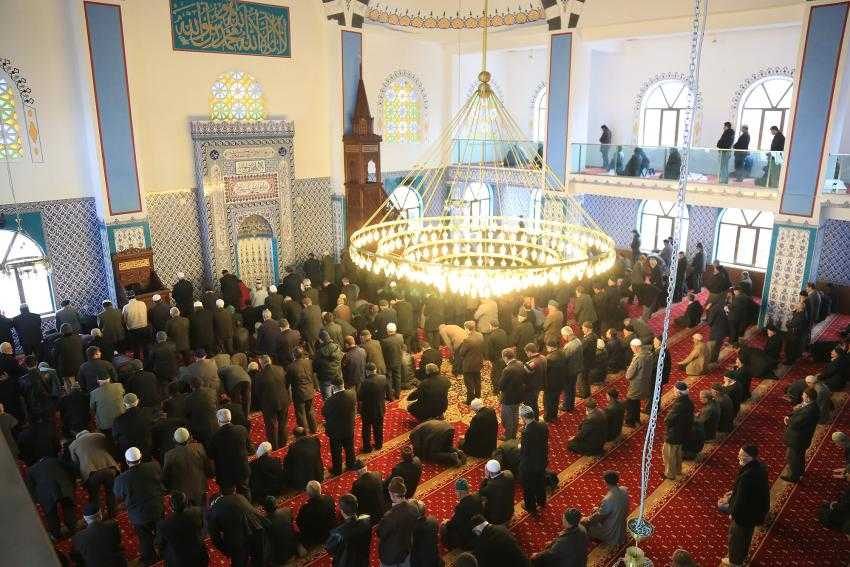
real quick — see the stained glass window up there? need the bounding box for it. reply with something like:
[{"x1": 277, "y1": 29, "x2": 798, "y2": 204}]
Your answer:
[
  {"x1": 209, "y1": 71, "x2": 266, "y2": 122},
  {"x1": 382, "y1": 76, "x2": 423, "y2": 144},
  {"x1": 0, "y1": 77, "x2": 24, "y2": 159}
]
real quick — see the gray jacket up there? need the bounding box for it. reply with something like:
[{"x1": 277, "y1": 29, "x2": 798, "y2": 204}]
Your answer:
[
  {"x1": 586, "y1": 485, "x2": 629, "y2": 546},
  {"x1": 89, "y1": 382, "x2": 125, "y2": 430},
  {"x1": 625, "y1": 350, "x2": 649, "y2": 400}
]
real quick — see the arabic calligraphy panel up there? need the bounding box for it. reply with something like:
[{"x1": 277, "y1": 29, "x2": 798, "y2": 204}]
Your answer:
[{"x1": 171, "y1": 0, "x2": 291, "y2": 58}]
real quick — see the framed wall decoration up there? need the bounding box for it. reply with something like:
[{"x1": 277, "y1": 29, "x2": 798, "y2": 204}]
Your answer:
[{"x1": 170, "y1": 0, "x2": 291, "y2": 58}]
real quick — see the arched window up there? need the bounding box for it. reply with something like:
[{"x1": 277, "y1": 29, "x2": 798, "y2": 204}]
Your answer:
[
  {"x1": 462, "y1": 182, "x2": 492, "y2": 219},
  {"x1": 380, "y1": 72, "x2": 426, "y2": 144},
  {"x1": 532, "y1": 85, "x2": 547, "y2": 143},
  {"x1": 389, "y1": 185, "x2": 422, "y2": 219},
  {"x1": 209, "y1": 71, "x2": 266, "y2": 122},
  {"x1": 737, "y1": 77, "x2": 793, "y2": 151},
  {"x1": 715, "y1": 208, "x2": 774, "y2": 270},
  {"x1": 641, "y1": 80, "x2": 694, "y2": 147},
  {"x1": 0, "y1": 230, "x2": 53, "y2": 316},
  {"x1": 0, "y1": 75, "x2": 24, "y2": 159},
  {"x1": 638, "y1": 200, "x2": 689, "y2": 253},
  {"x1": 530, "y1": 189, "x2": 544, "y2": 220}
]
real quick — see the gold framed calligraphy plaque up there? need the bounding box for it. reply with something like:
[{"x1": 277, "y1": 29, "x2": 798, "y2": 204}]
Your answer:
[{"x1": 171, "y1": 0, "x2": 291, "y2": 58}]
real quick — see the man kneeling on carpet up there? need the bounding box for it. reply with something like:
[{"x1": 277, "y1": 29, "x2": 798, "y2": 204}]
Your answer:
[
  {"x1": 581, "y1": 470, "x2": 629, "y2": 547},
  {"x1": 410, "y1": 418, "x2": 467, "y2": 467},
  {"x1": 531, "y1": 507, "x2": 589, "y2": 567},
  {"x1": 459, "y1": 398, "x2": 498, "y2": 458}
]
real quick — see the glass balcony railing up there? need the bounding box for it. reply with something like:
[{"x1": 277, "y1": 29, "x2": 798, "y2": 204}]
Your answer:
[
  {"x1": 823, "y1": 153, "x2": 850, "y2": 194},
  {"x1": 570, "y1": 142, "x2": 784, "y2": 189},
  {"x1": 451, "y1": 138, "x2": 544, "y2": 168}
]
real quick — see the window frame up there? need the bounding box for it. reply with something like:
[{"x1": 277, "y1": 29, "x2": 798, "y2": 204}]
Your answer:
[
  {"x1": 208, "y1": 70, "x2": 267, "y2": 123},
  {"x1": 461, "y1": 182, "x2": 492, "y2": 219},
  {"x1": 637, "y1": 200, "x2": 689, "y2": 254},
  {"x1": 0, "y1": 73, "x2": 26, "y2": 160},
  {"x1": 0, "y1": 230, "x2": 54, "y2": 317},
  {"x1": 736, "y1": 77, "x2": 794, "y2": 151},
  {"x1": 381, "y1": 75, "x2": 425, "y2": 145},
  {"x1": 532, "y1": 85, "x2": 548, "y2": 143},
  {"x1": 640, "y1": 80, "x2": 693, "y2": 147},
  {"x1": 714, "y1": 208, "x2": 774, "y2": 271},
  {"x1": 389, "y1": 185, "x2": 423, "y2": 219}
]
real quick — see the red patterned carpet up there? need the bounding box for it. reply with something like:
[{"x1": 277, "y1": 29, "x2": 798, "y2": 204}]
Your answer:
[{"x1": 42, "y1": 306, "x2": 850, "y2": 567}]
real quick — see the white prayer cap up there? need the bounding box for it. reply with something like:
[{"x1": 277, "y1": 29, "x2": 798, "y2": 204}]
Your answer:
[
  {"x1": 805, "y1": 374, "x2": 817, "y2": 384},
  {"x1": 215, "y1": 299, "x2": 225, "y2": 308},
  {"x1": 303, "y1": 278, "x2": 311, "y2": 287},
  {"x1": 125, "y1": 447, "x2": 142, "y2": 462},
  {"x1": 170, "y1": 307, "x2": 180, "y2": 317},
  {"x1": 173, "y1": 427, "x2": 190, "y2": 444},
  {"x1": 256, "y1": 441, "x2": 272, "y2": 458},
  {"x1": 387, "y1": 322, "x2": 397, "y2": 333},
  {"x1": 216, "y1": 408, "x2": 232, "y2": 424},
  {"x1": 470, "y1": 398, "x2": 484, "y2": 411},
  {"x1": 269, "y1": 285, "x2": 277, "y2": 293},
  {"x1": 561, "y1": 325, "x2": 574, "y2": 337},
  {"x1": 248, "y1": 361, "x2": 259, "y2": 371},
  {"x1": 630, "y1": 338, "x2": 643, "y2": 347},
  {"x1": 193, "y1": 300, "x2": 203, "y2": 308},
  {"x1": 485, "y1": 459, "x2": 501, "y2": 474},
  {"x1": 519, "y1": 403, "x2": 535, "y2": 419},
  {"x1": 597, "y1": 338, "x2": 605, "y2": 350},
  {"x1": 152, "y1": 294, "x2": 161, "y2": 302},
  {"x1": 176, "y1": 272, "x2": 185, "y2": 279}
]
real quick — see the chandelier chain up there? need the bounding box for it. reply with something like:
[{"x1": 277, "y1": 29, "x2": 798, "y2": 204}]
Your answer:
[{"x1": 634, "y1": 0, "x2": 710, "y2": 532}]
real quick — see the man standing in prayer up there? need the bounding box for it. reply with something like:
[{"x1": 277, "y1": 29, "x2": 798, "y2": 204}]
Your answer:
[
  {"x1": 722, "y1": 445, "x2": 769, "y2": 567},
  {"x1": 663, "y1": 382, "x2": 694, "y2": 480},
  {"x1": 519, "y1": 403, "x2": 549, "y2": 515}
]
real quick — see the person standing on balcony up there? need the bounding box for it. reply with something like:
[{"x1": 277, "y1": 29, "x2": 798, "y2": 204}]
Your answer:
[
  {"x1": 768, "y1": 126, "x2": 785, "y2": 187},
  {"x1": 600, "y1": 125, "x2": 612, "y2": 171},
  {"x1": 717, "y1": 121, "x2": 735, "y2": 183},
  {"x1": 732, "y1": 126, "x2": 750, "y2": 182},
  {"x1": 630, "y1": 230, "x2": 641, "y2": 263}
]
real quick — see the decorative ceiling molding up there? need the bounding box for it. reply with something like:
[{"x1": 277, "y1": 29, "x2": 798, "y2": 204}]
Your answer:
[
  {"x1": 322, "y1": 0, "x2": 588, "y2": 30},
  {"x1": 729, "y1": 65, "x2": 795, "y2": 125},
  {"x1": 366, "y1": 2, "x2": 545, "y2": 29},
  {"x1": 0, "y1": 58, "x2": 35, "y2": 106}
]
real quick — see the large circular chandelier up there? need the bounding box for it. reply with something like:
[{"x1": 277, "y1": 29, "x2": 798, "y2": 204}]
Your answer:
[{"x1": 349, "y1": 4, "x2": 615, "y2": 298}]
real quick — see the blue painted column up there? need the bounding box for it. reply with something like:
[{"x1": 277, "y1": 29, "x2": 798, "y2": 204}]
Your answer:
[
  {"x1": 84, "y1": 2, "x2": 143, "y2": 217},
  {"x1": 780, "y1": 1, "x2": 849, "y2": 217},
  {"x1": 341, "y1": 30, "x2": 363, "y2": 136},
  {"x1": 762, "y1": 2, "x2": 850, "y2": 326},
  {"x1": 84, "y1": 2, "x2": 150, "y2": 302},
  {"x1": 545, "y1": 32, "x2": 573, "y2": 182}
]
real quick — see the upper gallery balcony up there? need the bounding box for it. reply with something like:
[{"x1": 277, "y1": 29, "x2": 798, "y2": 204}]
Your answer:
[{"x1": 569, "y1": 142, "x2": 782, "y2": 202}]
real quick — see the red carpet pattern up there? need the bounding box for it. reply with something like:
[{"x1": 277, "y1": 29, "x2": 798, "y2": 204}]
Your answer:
[{"x1": 39, "y1": 304, "x2": 850, "y2": 566}]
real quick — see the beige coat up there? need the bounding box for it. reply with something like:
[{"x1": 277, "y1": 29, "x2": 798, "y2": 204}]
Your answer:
[{"x1": 681, "y1": 342, "x2": 709, "y2": 376}]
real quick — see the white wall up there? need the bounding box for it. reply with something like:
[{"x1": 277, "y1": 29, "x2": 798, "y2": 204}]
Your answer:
[
  {"x1": 584, "y1": 24, "x2": 801, "y2": 148},
  {"x1": 0, "y1": 0, "x2": 96, "y2": 203},
  {"x1": 119, "y1": 0, "x2": 331, "y2": 192},
  {"x1": 451, "y1": 46, "x2": 549, "y2": 141},
  {"x1": 1, "y1": 0, "x2": 332, "y2": 208},
  {"x1": 363, "y1": 28, "x2": 449, "y2": 173}
]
